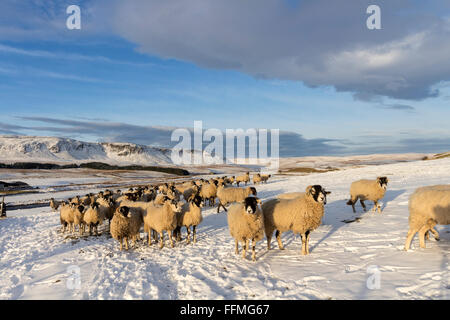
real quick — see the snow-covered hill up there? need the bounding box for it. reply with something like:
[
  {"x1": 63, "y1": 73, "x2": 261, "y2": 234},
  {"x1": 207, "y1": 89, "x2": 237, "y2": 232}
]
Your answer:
[{"x1": 0, "y1": 135, "x2": 174, "y2": 166}]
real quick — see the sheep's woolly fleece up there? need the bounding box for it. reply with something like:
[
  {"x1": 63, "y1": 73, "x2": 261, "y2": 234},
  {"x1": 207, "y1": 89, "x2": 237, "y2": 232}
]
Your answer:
[{"x1": 0, "y1": 158, "x2": 449, "y2": 299}]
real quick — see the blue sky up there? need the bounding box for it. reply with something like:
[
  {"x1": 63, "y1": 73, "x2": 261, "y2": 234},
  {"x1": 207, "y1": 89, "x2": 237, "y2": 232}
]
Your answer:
[{"x1": 1, "y1": 0, "x2": 450, "y2": 156}]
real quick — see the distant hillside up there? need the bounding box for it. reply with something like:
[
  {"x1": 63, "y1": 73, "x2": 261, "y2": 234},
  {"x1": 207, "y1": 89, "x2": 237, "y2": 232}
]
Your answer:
[{"x1": 0, "y1": 135, "x2": 178, "y2": 166}]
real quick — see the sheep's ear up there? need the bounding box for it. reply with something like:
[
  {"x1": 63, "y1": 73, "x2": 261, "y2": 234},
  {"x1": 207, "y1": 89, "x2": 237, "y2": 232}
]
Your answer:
[
  {"x1": 325, "y1": 191, "x2": 331, "y2": 195},
  {"x1": 306, "y1": 185, "x2": 314, "y2": 194}
]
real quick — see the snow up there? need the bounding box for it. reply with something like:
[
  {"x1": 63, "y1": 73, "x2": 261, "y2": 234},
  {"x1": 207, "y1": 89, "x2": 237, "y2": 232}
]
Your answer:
[{"x1": 0, "y1": 156, "x2": 449, "y2": 300}]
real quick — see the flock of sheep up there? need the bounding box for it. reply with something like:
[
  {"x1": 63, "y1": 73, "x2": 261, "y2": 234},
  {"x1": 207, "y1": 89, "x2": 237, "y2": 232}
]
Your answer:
[{"x1": 51, "y1": 172, "x2": 450, "y2": 261}]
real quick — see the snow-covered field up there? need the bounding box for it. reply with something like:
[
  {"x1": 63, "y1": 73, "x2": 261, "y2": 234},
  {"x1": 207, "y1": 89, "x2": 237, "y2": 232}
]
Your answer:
[{"x1": 0, "y1": 157, "x2": 449, "y2": 300}]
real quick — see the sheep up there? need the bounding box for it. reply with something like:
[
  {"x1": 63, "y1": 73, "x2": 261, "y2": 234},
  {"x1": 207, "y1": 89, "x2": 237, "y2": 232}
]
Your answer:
[
  {"x1": 199, "y1": 181, "x2": 218, "y2": 206},
  {"x1": 216, "y1": 185, "x2": 257, "y2": 213},
  {"x1": 276, "y1": 192, "x2": 305, "y2": 200},
  {"x1": 227, "y1": 197, "x2": 264, "y2": 261},
  {"x1": 110, "y1": 206, "x2": 143, "y2": 251},
  {"x1": 143, "y1": 198, "x2": 183, "y2": 249},
  {"x1": 404, "y1": 185, "x2": 450, "y2": 251},
  {"x1": 60, "y1": 202, "x2": 74, "y2": 233},
  {"x1": 262, "y1": 185, "x2": 331, "y2": 255},
  {"x1": 176, "y1": 181, "x2": 196, "y2": 194},
  {"x1": 96, "y1": 197, "x2": 116, "y2": 225},
  {"x1": 182, "y1": 184, "x2": 199, "y2": 201},
  {"x1": 60, "y1": 203, "x2": 85, "y2": 235},
  {"x1": 72, "y1": 204, "x2": 86, "y2": 235},
  {"x1": 70, "y1": 195, "x2": 80, "y2": 205},
  {"x1": 83, "y1": 202, "x2": 105, "y2": 235},
  {"x1": 226, "y1": 176, "x2": 235, "y2": 185},
  {"x1": 253, "y1": 174, "x2": 263, "y2": 185},
  {"x1": 50, "y1": 198, "x2": 61, "y2": 211},
  {"x1": 346, "y1": 177, "x2": 388, "y2": 213},
  {"x1": 174, "y1": 194, "x2": 204, "y2": 244},
  {"x1": 235, "y1": 172, "x2": 250, "y2": 186},
  {"x1": 260, "y1": 174, "x2": 271, "y2": 183}
]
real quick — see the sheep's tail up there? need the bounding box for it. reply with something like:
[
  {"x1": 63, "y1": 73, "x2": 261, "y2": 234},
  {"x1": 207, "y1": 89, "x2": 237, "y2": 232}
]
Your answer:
[{"x1": 346, "y1": 199, "x2": 354, "y2": 205}]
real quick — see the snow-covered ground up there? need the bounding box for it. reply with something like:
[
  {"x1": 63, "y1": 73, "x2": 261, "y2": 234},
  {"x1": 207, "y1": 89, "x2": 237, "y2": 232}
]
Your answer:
[{"x1": 0, "y1": 157, "x2": 449, "y2": 300}]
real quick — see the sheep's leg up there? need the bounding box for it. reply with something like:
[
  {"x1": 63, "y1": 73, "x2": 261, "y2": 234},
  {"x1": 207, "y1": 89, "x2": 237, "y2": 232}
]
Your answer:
[
  {"x1": 266, "y1": 233, "x2": 272, "y2": 250},
  {"x1": 276, "y1": 230, "x2": 285, "y2": 250},
  {"x1": 174, "y1": 226, "x2": 181, "y2": 242},
  {"x1": 124, "y1": 237, "x2": 129, "y2": 250},
  {"x1": 360, "y1": 200, "x2": 367, "y2": 212},
  {"x1": 168, "y1": 230, "x2": 174, "y2": 248},
  {"x1": 235, "y1": 240, "x2": 239, "y2": 254},
  {"x1": 119, "y1": 237, "x2": 123, "y2": 251},
  {"x1": 374, "y1": 201, "x2": 381, "y2": 213},
  {"x1": 186, "y1": 227, "x2": 191, "y2": 244},
  {"x1": 305, "y1": 230, "x2": 311, "y2": 255},
  {"x1": 243, "y1": 239, "x2": 249, "y2": 259},
  {"x1": 147, "y1": 231, "x2": 152, "y2": 246},
  {"x1": 300, "y1": 233, "x2": 307, "y2": 255},
  {"x1": 418, "y1": 225, "x2": 429, "y2": 249},
  {"x1": 251, "y1": 239, "x2": 256, "y2": 262},
  {"x1": 88, "y1": 224, "x2": 93, "y2": 235},
  {"x1": 404, "y1": 227, "x2": 419, "y2": 251},
  {"x1": 430, "y1": 227, "x2": 440, "y2": 241},
  {"x1": 159, "y1": 232, "x2": 165, "y2": 249},
  {"x1": 193, "y1": 225, "x2": 197, "y2": 243}
]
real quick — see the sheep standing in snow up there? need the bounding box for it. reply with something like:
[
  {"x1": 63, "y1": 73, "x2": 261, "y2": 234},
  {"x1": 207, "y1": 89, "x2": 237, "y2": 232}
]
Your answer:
[
  {"x1": 235, "y1": 172, "x2": 250, "y2": 186},
  {"x1": 199, "y1": 181, "x2": 218, "y2": 207},
  {"x1": 83, "y1": 202, "x2": 105, "y2": 235},
  {"x1": 50, "y1": 198, "x2": 60, "y2": 211},
  {"x1": 260, "y1": 174, "x2": 271, "y2": 183},
  {"x1": 60, "y1": 203, "x2": 85, "y2": 235},
  {"x1": 143, "y1": 198, "x2": 183, "y2": 249},
  {"x1": 182, "y1": 184, "x2": 199, "y2": 202},
  {"x1": 253, "y1": 174, "x2": 263, "y2": 185},
  {"x1": 216, "y1": 185, "x2": 257, "y2": 213},
  {"x1": 262, "y1": 185, "x2": 331, "y2": 255},
  {"x1": 404, "y1": 185, "x2": 450, "y2": 251},
  {"x1": 110, "y1": 206, "x2": 144, "y2": 250},
  {"x1": 346, "y1": 177, "x2": 388, "y2": 213},
  {"x1": 174, "y1": 194, "x2": 204, "y2": 244},
  {"x1": 227, "y1": 197, "x2": 264, "y2": 261}
]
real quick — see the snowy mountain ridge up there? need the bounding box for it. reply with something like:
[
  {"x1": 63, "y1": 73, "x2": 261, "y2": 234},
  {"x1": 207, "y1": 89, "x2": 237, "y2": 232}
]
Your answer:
[{"x1": 0, "y1": 135, "x2": 174, "y2": 165}]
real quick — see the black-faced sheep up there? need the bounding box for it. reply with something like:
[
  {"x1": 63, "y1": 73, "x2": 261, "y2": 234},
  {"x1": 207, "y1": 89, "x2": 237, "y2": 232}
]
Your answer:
[
  {"x1": 346, "y1": 177, "x2": 388, "y2": 213},
  {"x1": 227, "y1": 197, "x2": 264, "y2": 261},
  {"x1": 174, "y1": 194, "x2": 204, "y2": 244},
  {"x1": 262, "y1": 185, "x2": 331, "y2": 255}
]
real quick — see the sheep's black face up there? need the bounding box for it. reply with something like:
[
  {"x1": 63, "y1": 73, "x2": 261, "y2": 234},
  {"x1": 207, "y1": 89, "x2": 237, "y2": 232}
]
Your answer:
[
  {"x1": 378, "y1": 177, "x2": 388, "y2": 190},
  {"x1": 309, "y1": 185, "x2": 331, "y2": 204},
  {"x1": 119, "y1": 206, "x2": 129, "y2": 217},
  {"x1": 244, "y1": 197, "x2": 260, "y2": 214},
  {"x1": 191, "y1": 195, "x2": 204, "y2": 208},
  {"x1": 91, "y1": 202, "x2": 99, "y2": 209},
  {"x1": 249, "y1": 187, "x2": 257, "y2": 196},
  {"x1": 77, "y1": 205, "x2": 85, "y2": 213}
]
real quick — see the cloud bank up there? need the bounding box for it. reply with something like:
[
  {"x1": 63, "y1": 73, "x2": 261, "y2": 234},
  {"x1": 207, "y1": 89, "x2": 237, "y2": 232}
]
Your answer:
[{"x1": 95, "y1": 0, "x2": 450, "y2": 101}]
